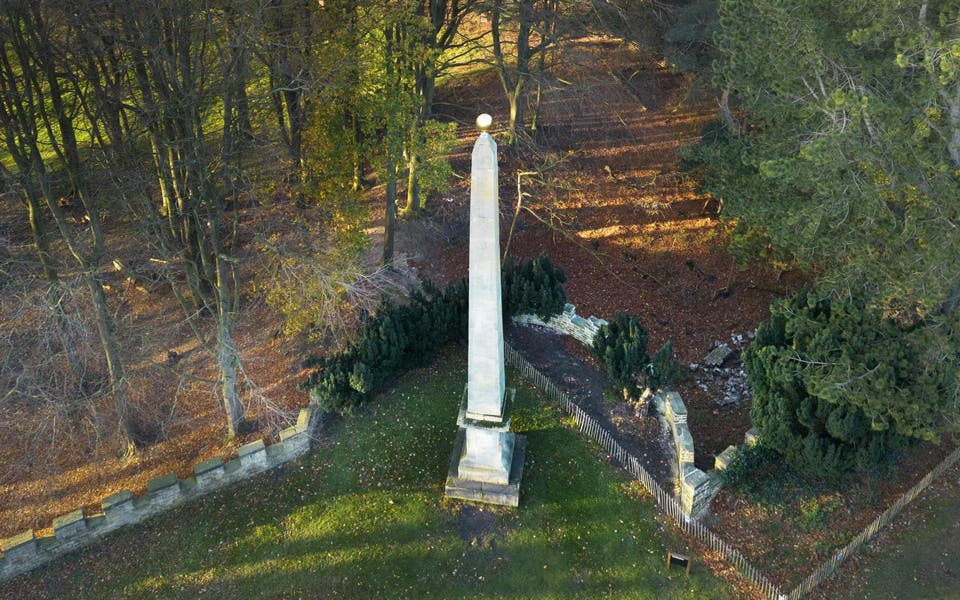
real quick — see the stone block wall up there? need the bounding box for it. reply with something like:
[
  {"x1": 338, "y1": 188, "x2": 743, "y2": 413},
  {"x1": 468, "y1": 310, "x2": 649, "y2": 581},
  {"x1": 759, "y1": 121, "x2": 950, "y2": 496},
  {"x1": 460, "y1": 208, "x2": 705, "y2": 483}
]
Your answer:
[
  {"x1": 515, "y1": 304, "x2": 737, "y2": 519},
  {"x1": 0, "y1": 398, "x2": 322, "y2": 582},
  {"x1": 513, "y1": 303, "x2": 607, "y2": 347},
  {"x1": 658, "y1": 390, "x2": 731, "y2": 518}
]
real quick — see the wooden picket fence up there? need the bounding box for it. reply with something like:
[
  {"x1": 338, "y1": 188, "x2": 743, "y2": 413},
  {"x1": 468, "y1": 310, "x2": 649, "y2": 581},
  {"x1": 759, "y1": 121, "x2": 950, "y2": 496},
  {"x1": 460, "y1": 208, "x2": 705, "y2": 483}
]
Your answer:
[
  {"x1": 504, "y1": 344, "x2": 785, "y2": 599},
  {"x1": 504, "y1": 342, "x2": 960, "y2": 600},
  {"x1": 784, "y1": 444, "x2": 960, "y2": 599}
]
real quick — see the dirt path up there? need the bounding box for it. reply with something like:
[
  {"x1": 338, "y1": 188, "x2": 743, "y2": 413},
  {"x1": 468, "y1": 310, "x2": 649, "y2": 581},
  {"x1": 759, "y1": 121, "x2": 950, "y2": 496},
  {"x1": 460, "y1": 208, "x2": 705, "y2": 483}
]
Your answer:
[{"x1": 506, "y1": 323, "x2": 675, "y2": 487}]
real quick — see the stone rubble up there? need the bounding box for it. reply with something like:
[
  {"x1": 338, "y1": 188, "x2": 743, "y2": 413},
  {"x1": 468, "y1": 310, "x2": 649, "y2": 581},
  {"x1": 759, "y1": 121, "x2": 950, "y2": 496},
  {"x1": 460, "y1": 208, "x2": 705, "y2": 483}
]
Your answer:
[{"x1": 688, "y1": 332, "x2": 753, "y2": 407}]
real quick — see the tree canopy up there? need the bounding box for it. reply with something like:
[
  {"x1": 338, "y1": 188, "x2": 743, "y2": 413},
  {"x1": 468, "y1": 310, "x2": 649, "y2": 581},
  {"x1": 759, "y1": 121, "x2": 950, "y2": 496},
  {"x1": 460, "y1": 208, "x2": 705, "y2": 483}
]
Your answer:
[
  {"x1": 700, "y1": 1, "x2": 960, "y2": 326},
  {"x1": 745, "y1": 289, "x2": 948, "y2": 476},
  {"x1": 683, "y1": 0, "x2": 960, "y2": 455}
]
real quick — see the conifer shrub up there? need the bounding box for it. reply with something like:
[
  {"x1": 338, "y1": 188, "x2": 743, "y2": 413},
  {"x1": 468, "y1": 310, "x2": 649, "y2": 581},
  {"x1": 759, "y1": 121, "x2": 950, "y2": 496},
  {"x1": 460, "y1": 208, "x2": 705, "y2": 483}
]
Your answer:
[
  {"x1": 502, "y1": 253, "x2": 566, "y2": 319},
  {"x1": 745, "y1": 289, "x2": 947, "y2": 477},
  {"x1": 302, "y1": 255, "x2": 566, "y2": 414},
  {"x1": 647, "y1": 340, "x2": 680, "y2": 391},
  {"x1": 592, "y1": 313, "x2": 650, "y2": 400},
  {"x1": 719, "y1": 441, "x2": 811, "y2": 503}
]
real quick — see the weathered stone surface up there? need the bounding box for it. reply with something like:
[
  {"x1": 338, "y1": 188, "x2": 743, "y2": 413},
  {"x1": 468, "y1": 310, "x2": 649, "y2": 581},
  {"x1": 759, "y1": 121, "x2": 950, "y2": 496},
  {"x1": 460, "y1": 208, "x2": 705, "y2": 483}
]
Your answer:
[
  {"x1": 52, "y1": 509, "x2": 86, "y2": 539},
  {"x1": 445, "y1": 429, "x2": 525, "y2": 507},
  {"x1": 101, "y1": 489, "x2": 133, "y2": 512},
  {"x1": 703, "y1": 343, "x2": 732, "y2": 367},
  {"x1": 279, "y1": 428, "x2": 307, "y2": 458},
  {"x1": 85, "y1": 514, "x2": 106, "y2": 532},
  {"x1": 676, "y1": 425, "x2": 695, "y2": 466},
  {"x1": 513, "y1": 301, "x2": 606, "y2": 349},
  {"x1": 194, "y1": 457, "x2": 225, "y2": 490},
  {"x1": 466, "y1": 122, "x2": 506, "y2": 422},
  {"x1": 179, "y1": 476, "x2": 198, "y2": 495},
  {"x1": 745, "y1": 428, "x2": 761, "y2": 446},
  {"x1": 663, "y1": 391, "x2": 687, "y2": 427},
  {"x1": 147, "y1": 473, "x2": 178, "y2": 495},
  {"x1": 1, "y1": 530, "x2": 35, "y2": 554},
  {"x1": 194, "y1": 457, "x2": 223, "y2": 475},
  {"x1": 458, "y1": 427, "x2": 515, "y2": 485},
  {"x1": 682, "y1": 467, "x2": 724, "y2": 518},
  {"x1": 296, "y1": 406, "x2": 311, "y2": 429},
  {"x1": 239, "y1": 439, "x2": 268, "y2": 471},
  {"x1": 222, "y1": 457, "x2": 242, "y2": 477},
  {"x1": 447, "y1": 116, "x2": 522, "y2": 507},
  {"x1": 1, "y1": 401, "x2": 324, "y2": 583},
  {"x1": 147, "y1": 472, "x2": 181, "y2": 508},
  {"x1": 714, "y1": 446, "x2": 739, "y2": 471}
]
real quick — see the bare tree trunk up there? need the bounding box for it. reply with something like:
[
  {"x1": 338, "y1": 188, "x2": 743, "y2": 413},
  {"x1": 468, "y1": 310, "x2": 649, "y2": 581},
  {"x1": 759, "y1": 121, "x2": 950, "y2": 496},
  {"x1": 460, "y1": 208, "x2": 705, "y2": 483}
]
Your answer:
[
  {"x1": 718, "y1": 84, "x2": 740, "y2": 136},
  {"x1": 402, "y1": 147, "x2": 421, "y2": 216},
  {"x1": 384, "y1": 149, "x2": 398, "y2": 266},
  {"x1": 86, "y1": 274, "x2": 138, "y2": 453},
  {"x1": 216, "y1": 317, "x2": 244, "y2": 435},
  {"x1": 0, "y1": 2, "x2": 140, "y2": 450},
  {"x1": 108, "y1": 0, "x2": 251, "y2": 437},
  {"x1": 23, "y1": 188, "x2": 59, "y2": 286}
]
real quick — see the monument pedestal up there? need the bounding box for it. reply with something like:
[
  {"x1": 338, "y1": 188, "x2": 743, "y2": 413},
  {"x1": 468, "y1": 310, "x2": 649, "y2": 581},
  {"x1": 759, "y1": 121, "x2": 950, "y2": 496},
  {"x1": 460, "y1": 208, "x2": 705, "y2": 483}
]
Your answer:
[
  {"x1": 445, "y1": 386, "x2": 523, "y2": 506},
  {"x1": 457, "y1": 427, "x2": 514, "y2": 485},
  {"x1": 444, "y1": 428, "x2": 526, "y2": 507}
]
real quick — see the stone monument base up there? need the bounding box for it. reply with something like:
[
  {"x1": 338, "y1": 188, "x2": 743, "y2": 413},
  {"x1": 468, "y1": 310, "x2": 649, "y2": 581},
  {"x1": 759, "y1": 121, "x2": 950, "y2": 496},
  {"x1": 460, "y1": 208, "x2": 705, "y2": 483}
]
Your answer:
[{"x1": 444, "y1": 428, "x2": 526, "y2": 507}]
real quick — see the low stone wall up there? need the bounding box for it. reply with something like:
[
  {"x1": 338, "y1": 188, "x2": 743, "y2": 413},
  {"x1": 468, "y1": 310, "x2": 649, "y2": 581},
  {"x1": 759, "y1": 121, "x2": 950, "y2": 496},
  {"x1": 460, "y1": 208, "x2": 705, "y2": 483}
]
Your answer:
[
  {"x1": 654, "y1": 391, "x2": 722, "y2": 517},
  {"x1": 515, "y1": 304, "x2": 735, "y2": 518},
  {"x1": 0, "y1": 398, "x2": 322, "y2": 582},
  {"x1": 513, "y1": 303, "x2": 607, "y2": 347}
]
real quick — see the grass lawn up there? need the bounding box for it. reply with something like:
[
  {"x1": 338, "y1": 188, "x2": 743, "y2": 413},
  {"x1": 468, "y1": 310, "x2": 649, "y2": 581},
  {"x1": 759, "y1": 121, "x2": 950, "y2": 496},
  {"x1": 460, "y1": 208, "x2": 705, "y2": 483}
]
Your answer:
[{"x1": 1, "y1": 350, "x2": 735, "y2": 599}]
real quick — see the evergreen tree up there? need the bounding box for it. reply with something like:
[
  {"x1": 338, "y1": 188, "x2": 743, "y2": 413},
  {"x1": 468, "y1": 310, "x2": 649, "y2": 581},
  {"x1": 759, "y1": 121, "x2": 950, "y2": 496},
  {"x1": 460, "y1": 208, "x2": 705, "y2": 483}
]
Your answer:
[
  {"x1": 692, "y1": 0, "x2": 960, "y2": 356},
  {"x1": 304, "y1": 255, "x2": 566, "y2": 414},
  {"x1": 745, "y1": 289, "x2": 949, "y2": 476},
  {"x1": 592, "y1": 313, "x2": 650, "y2": 400}
]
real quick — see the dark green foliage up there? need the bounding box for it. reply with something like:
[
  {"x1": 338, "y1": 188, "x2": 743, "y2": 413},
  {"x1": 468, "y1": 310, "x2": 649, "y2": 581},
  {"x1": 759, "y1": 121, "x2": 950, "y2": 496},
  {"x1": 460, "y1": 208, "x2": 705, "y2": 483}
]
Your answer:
[
  {"x1": 302, "y1": 255, "x2": 565, "y2": 414},
  {"x1": 662, "y1": 0, "x2": 719, "y2": 75},
  {"x1": 719, "y1": 441, "x2": 801, "y2": 502},
  {"x1": 718, "y1": 442, "x2": 763, "y2": 491},
  {"x1": 745, "y1": 289, "x2": 947, "y2": 477},
  {"x1": 698, "y1": 2, "x2": 960, "y2": 383},
  {"x1": 592, "y1": 313, "x2": 649, "y2": 399},
  {"x1": 647, "y1": 340, "x2": 679, "y2": 391},
  {"x1": 502, "y1": 253, "x2": 566, "y2": 320},
  {"x1": 302, "y1": 281, "x2": 467, "y2": 415},
  {"x1": 304, "y1": 352, "x2": 366, "y2": 414}
]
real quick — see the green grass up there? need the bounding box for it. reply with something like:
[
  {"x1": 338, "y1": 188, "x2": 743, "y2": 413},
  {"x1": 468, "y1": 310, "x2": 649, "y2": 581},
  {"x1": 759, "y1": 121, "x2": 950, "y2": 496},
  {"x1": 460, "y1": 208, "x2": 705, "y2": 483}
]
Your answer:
[{"x1": 4, "y1": 350, "x2": 735, "y2": 599}]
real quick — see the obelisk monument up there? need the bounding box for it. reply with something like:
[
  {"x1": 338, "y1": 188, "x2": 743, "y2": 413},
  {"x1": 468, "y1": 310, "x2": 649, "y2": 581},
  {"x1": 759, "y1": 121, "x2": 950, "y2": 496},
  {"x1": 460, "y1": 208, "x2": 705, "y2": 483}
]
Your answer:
[{"x1": 444, "y1": 114, "x2": 525, "y2": 507}]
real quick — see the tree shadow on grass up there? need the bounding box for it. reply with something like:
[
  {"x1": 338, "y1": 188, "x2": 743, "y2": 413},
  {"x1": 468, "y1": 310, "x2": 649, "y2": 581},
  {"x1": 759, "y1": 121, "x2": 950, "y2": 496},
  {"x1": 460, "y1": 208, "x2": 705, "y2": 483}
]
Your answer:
[{"x1": 3, "y1": 355, "x2": 735, "y2": 600}]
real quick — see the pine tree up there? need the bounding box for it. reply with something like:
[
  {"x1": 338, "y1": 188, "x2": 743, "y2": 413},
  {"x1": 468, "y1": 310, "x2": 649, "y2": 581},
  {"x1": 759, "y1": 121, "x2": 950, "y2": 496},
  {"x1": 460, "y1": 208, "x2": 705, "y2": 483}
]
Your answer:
[{"x1": 745, "y1": 289, "x2": 948, "y2": 476}]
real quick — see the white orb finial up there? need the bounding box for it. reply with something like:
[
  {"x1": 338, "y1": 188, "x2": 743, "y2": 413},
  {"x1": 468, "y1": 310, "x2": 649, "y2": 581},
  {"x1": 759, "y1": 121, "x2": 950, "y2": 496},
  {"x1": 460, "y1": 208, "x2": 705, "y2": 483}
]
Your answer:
[{"x1": 476, "y1": 113, "x2": 493, "y2": 132}]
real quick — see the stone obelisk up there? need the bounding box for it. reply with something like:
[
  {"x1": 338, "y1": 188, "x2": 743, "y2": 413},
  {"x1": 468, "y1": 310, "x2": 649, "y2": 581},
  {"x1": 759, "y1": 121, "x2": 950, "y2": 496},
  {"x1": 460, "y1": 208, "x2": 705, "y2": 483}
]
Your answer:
[{"x1": 444, "y1": 114, "x2": 525, "y2": 507}]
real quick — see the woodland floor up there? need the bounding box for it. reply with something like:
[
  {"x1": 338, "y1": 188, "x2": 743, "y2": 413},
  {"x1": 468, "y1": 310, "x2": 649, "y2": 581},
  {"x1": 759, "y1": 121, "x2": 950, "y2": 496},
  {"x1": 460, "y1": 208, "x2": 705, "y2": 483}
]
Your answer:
[{"x1": 1, "y1": 34, "x2": 957, "y2": 599}]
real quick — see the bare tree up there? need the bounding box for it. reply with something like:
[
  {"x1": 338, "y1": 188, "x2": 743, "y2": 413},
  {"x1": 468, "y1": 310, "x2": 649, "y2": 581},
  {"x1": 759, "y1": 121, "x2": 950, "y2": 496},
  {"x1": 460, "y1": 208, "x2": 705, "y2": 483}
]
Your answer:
[
  {"x1": 488, "y1": 0, "x2": 564, "y2": 144},
  {"x1": 0, "y1": 0, "x2": 140, "y2": 451},
  {"x1": 98, "y1": 0, "x2": 259, "y2": 436}
]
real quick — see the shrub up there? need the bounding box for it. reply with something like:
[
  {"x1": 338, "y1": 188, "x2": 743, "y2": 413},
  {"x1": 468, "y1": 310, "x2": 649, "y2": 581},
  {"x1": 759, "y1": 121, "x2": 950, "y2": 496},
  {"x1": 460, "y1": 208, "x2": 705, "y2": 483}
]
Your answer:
[
  {"x1": 502, "y1": 252, "x2": 566, "y2": 319},
  {"x1": 647, "y1": 340, "x2": 679, "y2": 391},
  {"x1": 745, "y1": 289, "x2": 946, "y2": 477},
  {"x1": 592, "y1": 313, "x2": 649, "y2": 400},
  {"x1": 302, "y1": 255, "x2": 566, "y2": 414},
  {"x1": 719, "y1": 441, "x2": 816, "y2": 504}
]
